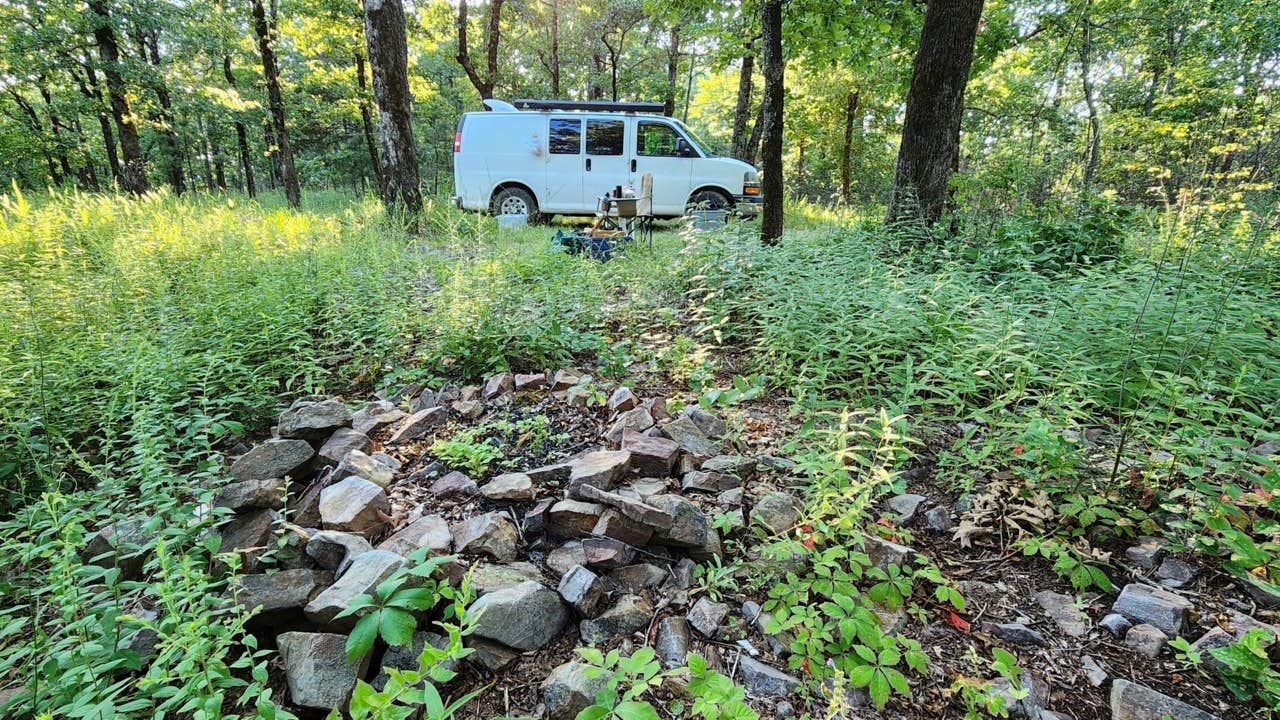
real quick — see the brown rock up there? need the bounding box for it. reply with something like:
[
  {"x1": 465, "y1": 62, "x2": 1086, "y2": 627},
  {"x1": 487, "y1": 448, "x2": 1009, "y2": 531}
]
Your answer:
[{"x1": 621, "y1": 431, "x2": 679, "y2": 477}]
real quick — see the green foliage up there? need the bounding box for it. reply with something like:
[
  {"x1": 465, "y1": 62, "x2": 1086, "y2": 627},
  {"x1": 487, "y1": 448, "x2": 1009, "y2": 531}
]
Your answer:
[
  {"x1": 339, "y1": 620, "x2": 482, "y2": 720},
  {"x1": 684, "y1": 653, "x2": 758, "y2": 720},
  {"x1": 699, "y1": 374, "x2": 768, "y2": 409},
  {"x1": 1211, "y1": 629, "x2": 1280, "y2": 711},
  {"x1": 431, "y1": 429, "x2": 504, "y2": 477},
  {"x1": 950, "y1": 648, "x2": 1026, "y2": 719},
  {"x1": 334, "y1": 552, "x2": 464, "y2": 662},
  {"x1": 575, "y1": 646, "x2": 665, "y2": 720}
]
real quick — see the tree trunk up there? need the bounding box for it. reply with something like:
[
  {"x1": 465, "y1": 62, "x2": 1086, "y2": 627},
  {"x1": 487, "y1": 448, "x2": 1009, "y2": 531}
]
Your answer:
[
  {"x1": 84, "y1": 58, "x2": 123, "y2": 184},
  {"x1": 840, "y1": 90, "x2": 859, "y2": 203},
  {"x1": 1079, "y1": 0, "x2": 1100, "y2": 188},
  {"x1": 886, "y1": 0, "x2": 985, "y2": 225},
  {"x1": 731, "y1": 52, "x2": 755, "y2": 162},
  {"x1": 746, "y1": 101, "x2": 764, "y2": 165},
  {"x1": 663, "y1": 26, "x2": 680, "y2": 117},
  {"x1": 759, "y1": 0, "x2": 784, "y2": 245},
  {"x1": 549, "y1": 0, "x2": 561, "y2": 96},
  {"x1": 141, "y1": 30, "x2": 186, "y2": 194},
  {"x1": 88, "y1": 0, "x2": 148, "y2": 195},
  {"x1": 222, "y1": 55, "x2": 256, "y2": 198},
  {"x1": 37, "y1": 84, "x2": 74, "y2": 183},
  {"x1": 355, "y1": 50, "x2": 388, "y2": 199},
  {"x1": 198, "y1": 116, "x2": 215, "y2": 190},
  {"x1": 251, "y1": 0, "x2": 301, "y2": 207},
  {"x1": 364, "y1": 0, "x2": 423, "y2": 215},
  {"x1": 456, "y1": 0, "x2": 504, "y2": 100}
]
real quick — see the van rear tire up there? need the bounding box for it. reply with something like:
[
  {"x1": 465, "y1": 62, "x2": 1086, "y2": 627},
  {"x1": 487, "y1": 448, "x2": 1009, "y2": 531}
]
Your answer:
[{"x1": 491, "y1": 187, "x2": 542, "y2": 224}]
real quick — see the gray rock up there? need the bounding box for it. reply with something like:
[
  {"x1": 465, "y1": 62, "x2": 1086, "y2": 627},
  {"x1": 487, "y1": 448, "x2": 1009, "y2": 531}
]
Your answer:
[
  {"x1": 885, "y1": 494, "x2": 927, "y2": 525},
  {"x1": 1033, "y1": 590, "x2": 1089, "y2": 637},
  {"x1": 607, "y1": 386, "x2": 638, "y2": 412},
  {"x1": 1110, "y1": 679, "x2": 1221, "y2": 720},
  {"x1": 543, "y1": 662, "x2": 609, "y2": 720},
  {"x1": 989, "y1": 672, "x2": 1049, "y2": 718},
  {"x1": 277, "y1": 631, "x2": 366, "y2": 709},
  {"x1": 469, "y1": 561, "x2": 543, "y2": 594},
  {"x1": 376, "y1": 632, "x2": 454, "y2": 687},
  {"x1": 593, "y1": 509, "x2": 654, "y2": 546},
  {"x1": 83, "y1": 517, "x2": 153, "y2": 578},
  {"x1": 716, "y1": 487, "x2": 744, "y2": 506},
  {"x1": 482, "y1": 372, "x2": 515, "y2": 400},
  {"x1": 522, "y1": 497, "x2": 555, "y2": 535},
  {"x1": 547, "y1": 541, "x2": 588, "y2": 576},
  {"x1": 217, "y1": 508, "x2": 279, "y2": 569},
  {"x1": 924, "y1": 507, "x2": 953, "y2": 532},
  {"x1": 480, "y1": 472, "x2": 536, "y2": 501},
  {"x1": 278, "y1": 399, "x2": 352, "y2": 440},
  {"x1": 735, "y1": 656, "x2": 801, "y2": 697},
  {"x1": 429, "y1": 470, "x2": 478, "y2": 500},
  {"x1": 580, "y1": 594, "x2": 652, "y2": 644},
  {"x1": 319, "y1": 477, "x2": 390, "y2": 536},
  {"x1": 752, "y1": 492, "x2": 800, "y2": 535},
  {"x1": 229, "y1": 439, "x2": 314, "y2": 482},
  {"x1": 548, "y1": 499, "x2": 606, "y2": 538},
  {"x1": 702, "y1": 455, "x2": 756, "y2": 479},
  {"x1": 1081, "y1": 655, "x2": 1107, "y2": 687},
  {"x1": 377, "y1": 514, "x2": 451, "y2": 556},
  {"x1": 1112, "y1": 583, "x2": 1193, "y2": 637},
  {"x1": 351, "y1": 400, "x2": 406, "y2": 436},
  {"x1": 317, "y1": 428, "x2": 371, "y2": 466},
  {"x1": 567, "y1": 450, "x2": 632, "y2": 497},
  {"x1": 583, "y1": 537, "x2": 636, "y2": 569},
  {"x1": 617, "y1": 432, "x2": 680, "y2": 477},
  {"x1": 465, "y1": 637, "x2": 520, "y2": 671},
  {"x1": 1124, "y1": 537, "x2": 1167, "y2": 570},
  {"x1": 306, "y1": 531, "x2": 372, "y2": 574},
  {"x1": 743, "y1": 601, "x2": 790, "y2": 656},
  {"x1": 649, "y1": 494, "x2": 709, "y2": 547},
  {"x1": 687, "y1": 597, "x2": 729, "y2": 637},
  {"x1": 576, "y1": 485, "x2": 672, "y2": 529},
  {"x1": 659, "y1": 415, "x2": 720, "y2": 460},
  {"x1": 558, "y1": 565, "x2": 605, "y2": 617},
  {"x1": 233, "y1": 568, "x2": 332, "y2": 613},
  {"x1": 514, "y1": 372, "x2": 546, "y2": 390},
  {"x1": 681, "y1": 470, "x2": 738, "y2": 493},
  {"x1": 1125, "y1": 623, "x2": 1167, "y2": 658},
  {"x1": 656, "y1": 617, "x2": 691, "y2": 669},
  {"x1": 525, "y1": 461, "x2": 575, "y2": 483},
  {"x1": 119, "y1": 608, "x2": 160, "y2": 667},
  {"x1": 1155, "y1": 556, "x2": 1198, "y2": 588},
  {"x1": 609, "y1": 563, "x2": 668, "y2": 592},
  {"x1": 775, "y1": 700, "x2": 795, "y2": 719},
  {"x1": 995, "y1": 622, "x2": 1046, "y2": 648},
  {"x1": 451, "y1": 512, "x2": 519, "y2": 561},
  {"x1": 1240, "y1": 576, "x2": 1280, "y2": 608},
  {"x1": 864, "y1": 534, "x2": 914, "y2": 570},
  {"x1": 387, "y1": 406, "x2": 447, "y2": 444},
  {"x1": 333, "y1": 449, "x2": 394, "y2": 488},
  {"x1": 469, "y1": 580, "x2": 569, "y2": 650},
  {"x1": 605, "y1": 407, "x2": 655, "y2": 444},
  {"x1": 550, "y1": 368, "x2": 583, "y2": 391},
  {"x1": 1100, "y1": 613, "x2": 1132, "y2": 638},
  {"x1": 304, "y1": 550, "x2": 403, "y2": 626},
  {"x1": 213, "y1": 478, "x2": 285, "y2": 511},
  {"x1": 685, "y1": 407, "x2": 727, "y2": 439}
]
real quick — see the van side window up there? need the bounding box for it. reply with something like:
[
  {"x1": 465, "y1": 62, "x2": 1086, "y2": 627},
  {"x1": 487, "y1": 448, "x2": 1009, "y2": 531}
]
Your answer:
[
  {"x1": 549, "y1": 118, "x2": 581, "y2": 154},
  {"x1": 636, "y1": 121, "x2": 683, "y2": 157},
  {"x1": 586, "y1": 119, "x2": 625, "y2": 156}
]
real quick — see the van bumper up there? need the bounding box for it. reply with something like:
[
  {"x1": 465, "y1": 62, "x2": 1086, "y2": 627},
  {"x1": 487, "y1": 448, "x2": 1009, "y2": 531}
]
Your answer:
[{"x1": 735, "y1": 195, "x2": 762, "y2": 217}]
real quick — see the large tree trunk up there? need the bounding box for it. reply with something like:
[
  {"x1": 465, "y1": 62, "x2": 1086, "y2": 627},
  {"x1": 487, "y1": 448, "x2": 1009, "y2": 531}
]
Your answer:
[
  {"x1": 355, "y1": 50, "x2": 387, "y2": 199},
  {"x1": 222, "y1": 55, "x2": 256, "y2": 198},
  {"x1": 886, "y1": 0, "x2": 985, "y2": 225},
  {"x1": 663, "y1": 26, "x2": 680, "y2": 117},
  {"x1": 730, "y1": 51, "x2": 755, "y2": 162},
  {"x1": 251, "y1": 0, "x2": 301, "y2": 207},
  {"x1": 88, "y1": 0, "x2": 148, "y2": 195},
  {"x1": 364, "y1": 0, "x2": 423, "y2": 215},
  {"x1": 759, "y1": 0, "x2": 784, "y2": 245},
  {"x1": 840, "y1": 90, "x2": 859, "y2": 203},
  {"x1": 139, "y1": 30, "x2": 187, "y2": 194}
]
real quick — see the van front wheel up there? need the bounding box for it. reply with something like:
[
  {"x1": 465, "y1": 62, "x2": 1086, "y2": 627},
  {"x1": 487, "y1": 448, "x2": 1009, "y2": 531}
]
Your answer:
[
  {"x1": 686, "y1": 189, "x2": 733, "y2": 214},
  {"x1": 491, "y1": 187, "x2": 542, "y2": 223}
]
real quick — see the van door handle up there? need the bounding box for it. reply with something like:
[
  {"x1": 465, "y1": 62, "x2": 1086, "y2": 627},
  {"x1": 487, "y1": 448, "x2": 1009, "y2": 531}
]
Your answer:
[
  {"x1": 585, "y1": 158, "x2": 592, "y2": 171},
  {"x1": 630, "y1": 159, "x2": 636, "y2": 172}
]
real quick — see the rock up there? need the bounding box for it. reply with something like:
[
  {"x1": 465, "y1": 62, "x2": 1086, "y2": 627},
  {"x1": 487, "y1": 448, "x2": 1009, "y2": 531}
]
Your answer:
[
  {"x1": 743, "y1": 601, "x2": 791, "y2": 656},
  {"x1": 278, "y1": 399, "x2": 352, "y2": 440},
  {"x1": 567, "y1": 450, "x2": 632, "y2": 497},
  {"x1": 736, "y1": 656, "x2": 801, "y2": 697},
  {"x1": 217, "y1": 508, "x2": 279, "y2": 568},
  {"x1": 429, "y1": 470, "x2": 478, "y2": 500},
  {"x1": 607, "y1": 386, "x2": 638, "y2": 412},
  {"x1": 352, "y1": 400, "x2": 406, "y2": 436},
  {"x1": 681, "y1": 470, "x2": 738, "y2": 493},
  {"x1": 229, "y1": 439, "x2": 314, "y2": 482},
  {"x1": 1155, "y1": 556, "x2": 1198, "y2": 588},
  {"x1": 583, "y1": 537, "x2": 636, "y2": 569},
  {"x1": 1112, "y1": 583, "x2": 1193, "y2": 637},
  {"x1": 543, "y1": 662, "x2": 609, "y2": 720},
  {"x1": 715, "y1": 487, "x2": 744, "y2": 506},
  {"x1": 609, "y1": 564, "x2": 667, "y2": 592},
  {"x1": 957, "y1": 580, "x2": 1003, "y2": 611},
  {"x1": 388, "y1": 407, "x2": 447, "y2": 444},
  {"x1": 659, "y1": 415, "x2": 720, "y2": 460},
  {"x1": 864, "y1": 534, "x2": 915, "y2": 570},
  {"x1": 1240, "y1": 576, "x2": 1280, "y2": 608},
  {"x1": 702, "y1": 454, "x2": 755, "y2": 478},
  {"x1": 885, "y1": 494, "x2": 927, "y2": 525},
  {"x1": 377, "y1": 632, "x2": 454, "y2": 687},
  {"x1": 656, "y1": 617, "x2": 691, "y2": 669},
  {"x1": 616, "y1": 433, "x2": 680, "y2": 478},
  {"x1": 775, "y1": 700, "x2": 795, "y2": 719},
  {"x1": 592, "y1": 510, "x2": 654, "y2": 546},
  {"x1": 306, "y1": 531, "x2": 372, "y2": 574},
  {"x1": 1125, "y1": 623, "x2": 1167, "y2": 658},
  {"x1": 605, "y1": 408, "x2": 655, "y2": 443},
  {"x1": 649, "y1": 494, "x2": 709, "y2": 547},
  {"x1": 687, "y1": 597, "x2": 729, "y2": 637},
  {"x1": 317, "y1": 428, "x2": 371, "y2": 466},
  {"x1": 577, "y1": 485, "x2": 672, "y2": 529},
  {"x1": 480, "y1": 472, "x2": 536, "y2": 501},
  {"x1": 550, "y1": 369, "x2": 583, "y2": 392},
  {"x1": 83, "y1": 517, "x2": 153, "y2": 578},
  {"x1": 1033, "y1": 590, "x2": 1089, "y2": 637},
  {"x1": 1124, "y1": 537, "x2": 1167, "y2": 570},
  {"x1": 378, "y1": 514, "x2": 451, "y2": 556},
  {"x1": 233, "y1": 569, "x2": 332, "y2": 613},
  {"x1": 333, "y1": 449, "x2": 395, "y2": 488},
  {"x1": 515, "y1": 372, "x2": 547, "y2": 390},
  {"x1": 470, "y1": 562, "x2": 542, "y2": 594},
  {"x1": 1081, "y1": 655, "x2": 1107, "y2": 687},
  {"x1": 547, "y1": 541, "x2": 588, "y2": 576},
  {"x1": 304, "y1": 550, "x2": 403, "y2": 626},
  {"x1": 995, "y1": 622, "x2": 1046, "y2": 648},
  {"x1": 752, "y1": 492, "x2": 801, "y2": 535},
  {"x1": 522, "y1": 498, "x2": 556, "y2": 535},
  {"x1": 1110, "y1": 679, "x2": 1222, "y2": 720},
  {"x1": 690, "y1": 527, "x2": 724, "y2": 563},
  {"x1": 465, "y1": 637, "x2": 520, "y2": 671},
  {"x1": 469, "y1": 580, "x2": 569, "y2": 650},
  {"x1": 482, "y1": 372, "x2": 515, "y2": 400},
  {"x1": 548, "y1": 499, "x2": 606, "y2": 538},
  {"x1": 277, "y1": 632, "x2": 366, "y2": 709},
  {"x1": 526, "y1": 461, "x2": 575, "y2": 483},
  {"x1": 558, "y1": 565, "x2": 606, "y2": 617},
  {"x1": 580, "y1": 595, "x2": 652, "y2": 644},
  {"x1": 119, "y1": 609, "x2": 160, "y2": 667},
  {"x1": 685, "y1": 407, "x2": 727, "y2": 439},
  {"x1": 989, "y1": 672, "x2": 1050, "y2": 718},
  {"x1": 1100, "y1": 613, "x2": 1132, "y2": 638},
  {"x1": 319, "y1": 477, "x2": 390, "y2": 536},
  {"x1": 213, "y1": 478, "x2": 285, "y2": 511},
  {"x1": 451, "y1": 512, "x2": 519, "y2": 561},
  {"x1": 924, "y1": 507, "x2": 953, "y2": 532}
]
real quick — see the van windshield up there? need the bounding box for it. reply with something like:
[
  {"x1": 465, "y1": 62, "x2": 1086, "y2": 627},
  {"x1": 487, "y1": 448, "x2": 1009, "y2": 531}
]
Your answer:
[{"x1": 671, "y1": 119, "x2": 715, "y2": 157}]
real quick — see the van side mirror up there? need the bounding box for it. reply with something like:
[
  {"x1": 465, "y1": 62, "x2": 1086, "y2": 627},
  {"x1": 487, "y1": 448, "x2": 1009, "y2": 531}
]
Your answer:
[{"x1": 675, "y1": 138, "x2": 694, "y2": 157}]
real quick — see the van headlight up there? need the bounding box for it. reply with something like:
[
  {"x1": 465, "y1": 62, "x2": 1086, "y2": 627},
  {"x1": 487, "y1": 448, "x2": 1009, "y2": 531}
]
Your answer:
[{"x1": 743, "y1": 170, "x2": 761, "y2": 197}]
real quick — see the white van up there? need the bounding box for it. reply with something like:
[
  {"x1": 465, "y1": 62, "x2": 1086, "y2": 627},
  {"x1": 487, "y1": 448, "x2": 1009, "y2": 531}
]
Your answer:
[{"x1": 452, "y1": 99, "x2": 761, "y2": 221}]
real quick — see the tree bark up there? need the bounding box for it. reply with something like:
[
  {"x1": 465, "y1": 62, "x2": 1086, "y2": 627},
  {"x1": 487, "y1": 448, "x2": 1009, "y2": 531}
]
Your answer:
[
  {"x1": 886, "y1": 0, "x2": 985, "y2": 225},
  {"x1": 731, "y1": 51, "x2": 755, "y2": 162},
  {"x1": 81, "y1": 56, "x2": 123, "y2": 184},
  {"x1": 549, "y1": 0, "x2": 561, "y2": 96},
  {"x1": 139, "y1": 30, "x2": 187, "y2": 194},
  {"x1": 355, "y1": 50, "x2": 388, "y2": 198},
  {"x1": 364, "y1": 0, "x2": 423, "y2": 215},
  {"x1": 759, "y1": 0, "x2": 784, "y2": 245},
  {"x1": 746, "y1": 101, "x2": 764, "y2": 165},
  {"x1": 840, "y1": 90, "x2": 859, "y2": 203},
  {"x1": 222, "y1": 55, "x2": 256, "y2": 198},
  {"x1": 663, "y1": 26, "x2": 681, "y2": 117},
  {"x1": 251, "y1": 0, "x2": 301, "y2": 207},
  {"x1": 456, "y1": 0, "x2": 505, "y2": 99},
  {"x1": 88, "y1": 0, "x2": 148, "y2": 195}
]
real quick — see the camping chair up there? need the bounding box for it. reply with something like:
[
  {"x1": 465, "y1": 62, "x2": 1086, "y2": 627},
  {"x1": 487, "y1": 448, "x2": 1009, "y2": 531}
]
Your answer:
[{"x1": 634, "y1": 173, "x2": 655, "y2": 247}]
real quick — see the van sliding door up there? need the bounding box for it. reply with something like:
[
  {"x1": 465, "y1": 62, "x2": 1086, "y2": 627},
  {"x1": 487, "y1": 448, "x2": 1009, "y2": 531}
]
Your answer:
[
  {"x1": 544, "y1": 117, "x2": 583, "y2": 213},
  {"x1": 584, "y1": 118, "x2": 630, "y2": 205}
]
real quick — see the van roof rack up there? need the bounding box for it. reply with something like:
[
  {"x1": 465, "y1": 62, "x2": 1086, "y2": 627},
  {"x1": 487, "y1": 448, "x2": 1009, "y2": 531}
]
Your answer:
[{"x1": 512, "y1": 99, "x2": 666, "y2": 114}]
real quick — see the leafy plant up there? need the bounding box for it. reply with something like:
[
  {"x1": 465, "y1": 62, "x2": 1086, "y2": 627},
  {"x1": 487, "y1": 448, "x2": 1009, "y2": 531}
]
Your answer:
[
  {"x1": 575, "y1": 646, "x2": 665, "y2": 720},
  {"x1": 684, "y1": 653, "x2": 758, "y2": 720},
  {"x1": 337, "y1": 620, "x2": 482, "y2": 720},
  {"x1": 334, "y1": 552, "x2": 464, "y2": 661},
  {"x1": 1211, "y1": 629, "x2": 1280, "y2": 710},
  {"x1": 431, "y1": 429, "x2": 504, "y2": 476}
]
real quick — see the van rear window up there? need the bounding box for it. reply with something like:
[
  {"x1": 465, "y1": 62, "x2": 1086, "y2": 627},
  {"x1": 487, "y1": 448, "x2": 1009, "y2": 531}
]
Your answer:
[
  {"x1": 586, "y1": 119, "x2": 624, "y2": 156},
  {"x1": 549, "y1": 119, "x2": 581, "y2": 154}
]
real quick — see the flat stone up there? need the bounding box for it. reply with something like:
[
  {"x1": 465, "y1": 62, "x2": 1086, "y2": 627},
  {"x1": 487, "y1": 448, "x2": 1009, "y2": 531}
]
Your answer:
[
  {"x1": 649, "y1": 494, "x2": 709, "y2": 547},
  {"x1": 1240, "y1": 576, "x2": 1280, "y2": 608},
  {"x1": 580, "y1": 594, "x2": 652, "y2": 644},
  {"x1": 550, "y1": 368, "x2": 582, "y2": 392},
  {"x1": 306, "y1": 531, "x2": 372, "y2": 574},
  {"x1": 217, "y1": 508, "x2": 279, "y2": 568},
  {"x1": 576, "y1": 485, "x2": 672, "y2": 529},
  {"x1": 525, "y1": 461, "x2": 574, "y2": 483},
  {"x1": 685, "y1": 407, "x2": 727, "y2": 439},
  {"x1": 659, "y1": 415, "x2": 720, "y2": 460},
  {"x1": 482, "y1": 372, "x2": 514, "y2": 400},
  {"x1": 277, "y1": 632, "x2": 366, "y2": 709},
  {"x1": 583, "y1": 537, "x2": 636, "y2": 569},
  {"x1": 1125, "y1": 623, "x2": 1167, "y2": 658},
  {"x1": 1081, "y1": 655, "x2": 1107, "y2": 687},
  {"x1": 656, "y1": 617, "x2": 691, "y2": 668},
  {"x1": 470, "y1": 561, "x2": 543, "y2": 594},
  {"x1": 429, "y1": 470, "x2": 478, "y2": 500},
  {"x1": 567, "y1": 450, "x2": 632, "y2": 497},
  {"x1": 558, "y1": 565, "x2": 606, "y2": 617},
  {"x1": 1112, "y1": 583, "x2": 1193, "y2": 637},
  {"x1": 1124, "y1": 537, "x2": 1167, "y2": 570},
  {"x1": 592, "y1": 509, "x2": 653, "y2": 546},
  {"x1": 304, "y1": 550, "x2": 403, "y2": 627},
  {"x1": 1155, "y1": 556, "x2": 1198, "y2": 588},
  {"x1": 607, "y1": 386, "x2": 638, "y2": 412},
  {"x1": 615, "y1": 432, "x2": 679, "y2": 478},
  {"x1": 864, "y1": 534, "x2": 915, "y2": 570},
  {"x1": 716, "y1": 487, "x2": 744, "y2": 506},
  {"x1": 1034, "y1": 590, "x2": 1089, "y2": 637},
  {"x1": 885, "y1": 494, "x2": 927, "y2": 525},
  {"x1": 547, "y1": 541, "x2": 588, "y2": 576},
  {"x1": 317, "y1": 428, "x2": 371, "y2": 466},
  {"x1": 278, "y1": 399, "x2": 352, "y2": 440},
  {"x1": 480, "y1": 472, "x2": 536, "y2": 501},
  {"x1": 352, "y1": 400, "x2": 406, "y2": 436},
  {"x1": 387, "y1": 406, "x2": 447, "y2": 443},
  {"x1": 702, "y1": 454, "x2": 756, "y2": 477},
  {"x1": 213, "y1": 478, "x2": 285, "y2": 511},
  {"x1": 605, "y1": 407, "x2": 654, "y2": 443},
  {"x1": 515, "y1": 372, "x2": 547, "y2": 390},
  {"x1": 466, "y1": 637, "x2": 520, "y2": 671},
  {"x1": 233, "y1": 569, "x2": 332, "y2": 613},
  {"x1": 319, "y1": 477, "x2": 390, "y2": 536},
  {"x1": 377, "y1": 514, "x2": 451, "y2": 556},
  {"x1": 681, "y1": 470, "x2": 738, "y2": 493},
  {"x1": 543, "y1": 662, "x2": 609, "y2": 720},
  {"x1": 230, "y1": 439, "x2": 314, "y2": 482},
  {"x1": 736, "y1": 656, "x2": 801, "y2": 697},
  {"x1": 687, "y1": 597, "x2": 729, "y2": 637},
  {"x1": 1110, "y1": 679, "x2": 1221, "y2": 720},
  {"x1": 468, "y1": 580, "x2": 569, "y2": 650},
  {"x1": 333, "y1": 449, "x2": 395, "y2": 488},
  {"x1": 1100, "y1": 613, "x2": 1132, "y2": 638},
  {"x1": 995, "y1": 622, "x2": 1046, "y2": 648},
  {"x1": 752, "y1": 492, "x2": 801, "y2": 535},
  {"x1": 451, "y1": 512, "x2": 519, "y2": 561},
  {"x1": 548, "y1": 499, "x2": 606, "y2": 538},
  {"x1": 609, "y1": 563, "x2": 668, "y2": 592}
]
